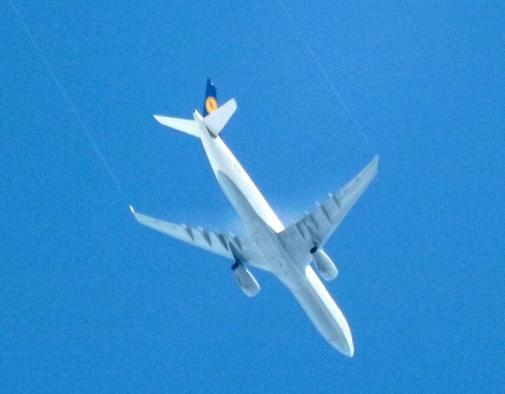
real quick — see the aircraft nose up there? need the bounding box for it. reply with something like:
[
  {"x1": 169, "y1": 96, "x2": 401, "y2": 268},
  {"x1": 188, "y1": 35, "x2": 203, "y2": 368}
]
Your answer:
[{"x1": 330, "y1": 334, "x2": 354, "y2": 357}]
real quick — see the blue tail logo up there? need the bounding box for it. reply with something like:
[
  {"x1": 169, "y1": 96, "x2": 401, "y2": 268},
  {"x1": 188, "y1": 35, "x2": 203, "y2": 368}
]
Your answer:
[{"x1": 203, "y1": 79, "x2": 218, "y2": 116}]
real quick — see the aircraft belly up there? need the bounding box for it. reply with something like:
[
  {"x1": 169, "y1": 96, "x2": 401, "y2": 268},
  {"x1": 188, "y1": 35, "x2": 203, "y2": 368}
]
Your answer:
[
  {"x1": 238, "y1": 220, "x2": 354, "y2": 358},
  {"x1": 200, "y1": 134, "x2": 284, "y2": 233},
  {"x1": 146, "y1": 84, "x2": 375, "y2": 357},
  {"x1": 198, "y1": 128, "x2": 353, "y2": 356},
  {"x1": 287, "y1": 266, "x2": 354, "y2": 357}
]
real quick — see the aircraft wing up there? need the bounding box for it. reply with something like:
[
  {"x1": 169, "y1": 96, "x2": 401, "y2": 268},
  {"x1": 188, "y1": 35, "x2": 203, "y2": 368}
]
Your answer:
[
  {"x1": 130, "y1": 206, "x2": 255, "y2": 261},
  {"x1": 279, "y1": 156, "x2": 379, "y2": 264}
]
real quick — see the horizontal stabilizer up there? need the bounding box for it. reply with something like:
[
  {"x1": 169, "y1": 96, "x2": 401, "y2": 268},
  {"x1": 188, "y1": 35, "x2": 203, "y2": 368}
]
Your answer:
[
  {"x1": 153, "y1": 115, "x2": 201, "y2": 138},
  {"x1": 203, "y1": 98, "x2": 237, "y2": 137},
  {"x1": 279, "y1": 155, "x2": 379, "y2": 265},
  {"x1": 129, "y1": 206, "x2": 254, "y2": 261}
]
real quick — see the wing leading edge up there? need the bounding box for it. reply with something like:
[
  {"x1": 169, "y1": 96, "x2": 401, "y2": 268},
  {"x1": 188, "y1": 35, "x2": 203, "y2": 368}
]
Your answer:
[
  {"x1": 279, "y1": 155, "x2": 379, "y2": 265},
  {"x1": 129, "y1": 206, "x2": 254, "y2": 261}
]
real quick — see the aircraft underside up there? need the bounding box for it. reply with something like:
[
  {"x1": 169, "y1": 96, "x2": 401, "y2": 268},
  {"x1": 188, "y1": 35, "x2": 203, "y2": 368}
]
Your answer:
[{"x1": 131, "y1": 80, "x2": 378, "y2": 357}]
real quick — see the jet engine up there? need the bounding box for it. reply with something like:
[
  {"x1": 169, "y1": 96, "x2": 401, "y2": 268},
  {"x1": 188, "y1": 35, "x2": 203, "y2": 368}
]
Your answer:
[
  {"x1": 231, "y1": 261, "x2": 261, "y2": 297},
  {"x1": 311, "y1": 248, "x2": 338, "y2": 281}
]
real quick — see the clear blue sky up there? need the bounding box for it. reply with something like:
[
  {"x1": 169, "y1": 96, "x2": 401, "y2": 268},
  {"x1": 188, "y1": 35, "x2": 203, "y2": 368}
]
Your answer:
[{"x1": 2, "y1": 1, "x2": 504, "y2": 392}]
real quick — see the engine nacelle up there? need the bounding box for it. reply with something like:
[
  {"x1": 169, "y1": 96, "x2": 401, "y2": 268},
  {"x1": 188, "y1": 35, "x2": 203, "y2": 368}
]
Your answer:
[
  {"x1": 231, "y1": 262, "x2": 261, "y2": 297},
  {"x1": 312, "y1": 249, "x2": 338, "y2": 281}
]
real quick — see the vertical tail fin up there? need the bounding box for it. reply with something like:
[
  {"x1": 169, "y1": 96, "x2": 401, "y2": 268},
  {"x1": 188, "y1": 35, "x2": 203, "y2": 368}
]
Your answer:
[{"x1": 203, "y1": 79, "x2": 218, "y2": 116}]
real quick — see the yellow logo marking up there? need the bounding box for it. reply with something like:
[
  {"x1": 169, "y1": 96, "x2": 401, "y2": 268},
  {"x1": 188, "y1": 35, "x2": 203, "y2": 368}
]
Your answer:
[{"x1": 205, "y1": 96, "x2": 218, "y2": 114}]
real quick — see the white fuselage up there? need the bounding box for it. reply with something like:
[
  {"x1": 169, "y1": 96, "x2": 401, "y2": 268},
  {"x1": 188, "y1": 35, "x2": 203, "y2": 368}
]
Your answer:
[{"x1": 195, "y1": 112, "x2": 354, "y2": 357}]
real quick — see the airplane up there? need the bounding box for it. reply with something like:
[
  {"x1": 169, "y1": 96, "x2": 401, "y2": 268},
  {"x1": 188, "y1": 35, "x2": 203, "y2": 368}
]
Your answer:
[{"x1": 130, "y1": 79, "x2": 378, "y2": 357}]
